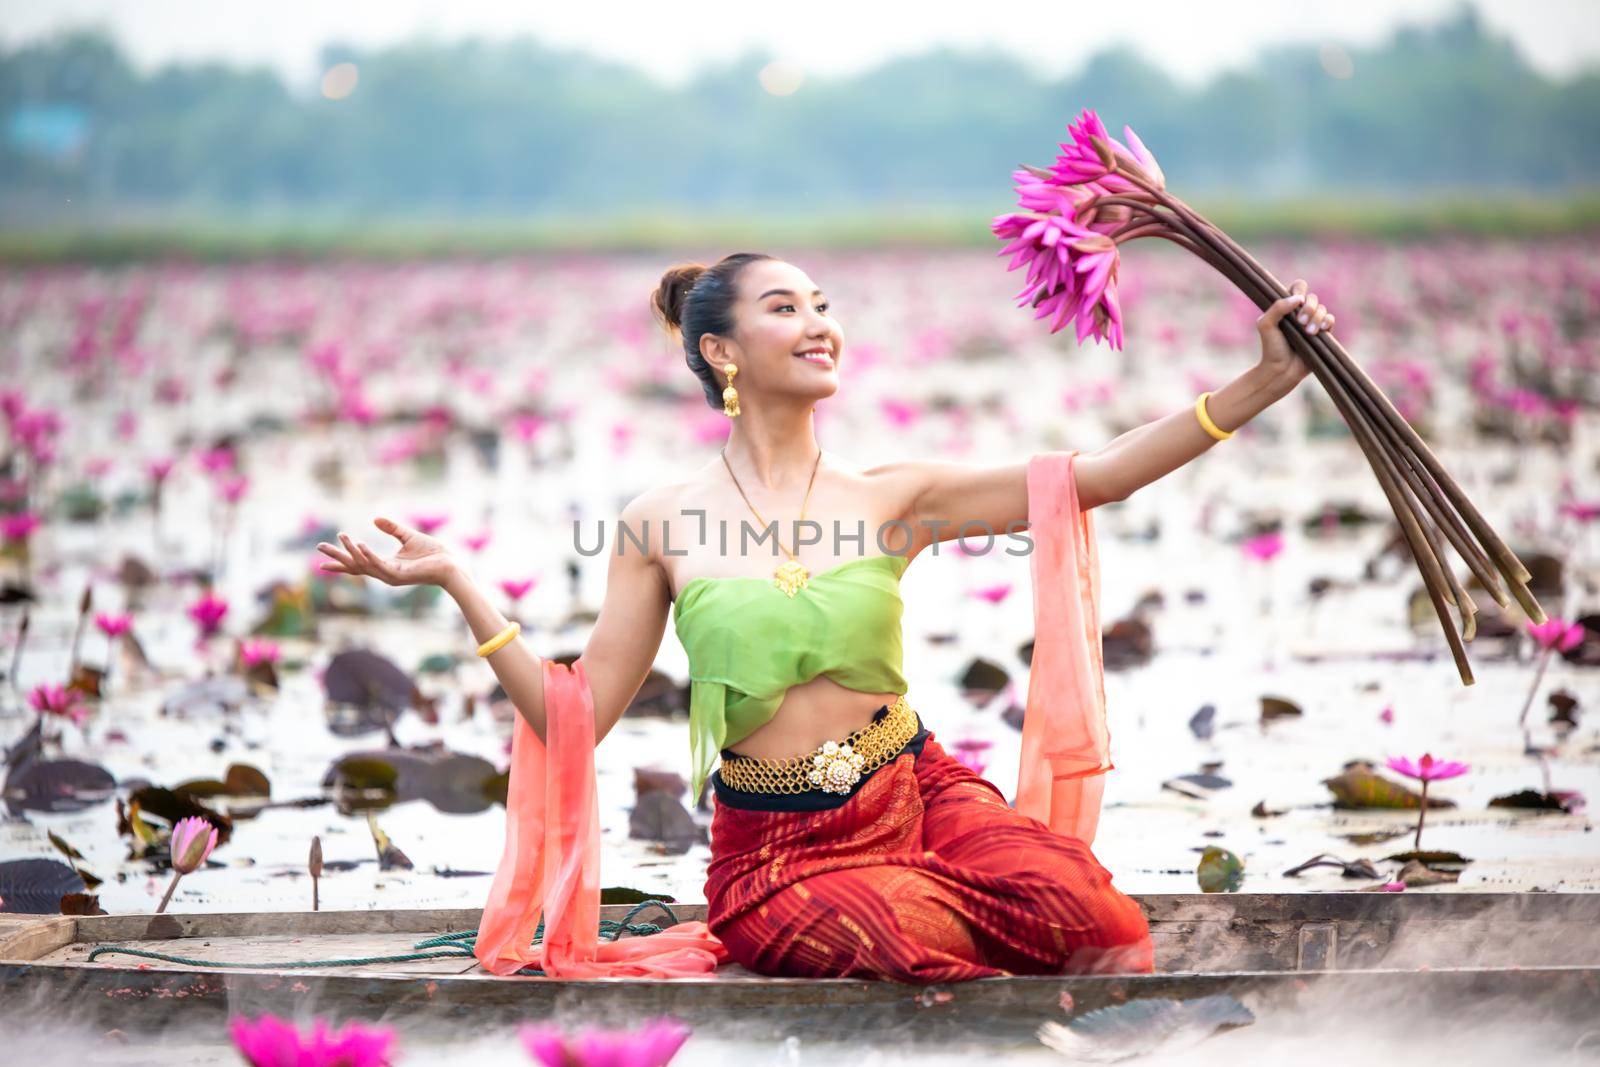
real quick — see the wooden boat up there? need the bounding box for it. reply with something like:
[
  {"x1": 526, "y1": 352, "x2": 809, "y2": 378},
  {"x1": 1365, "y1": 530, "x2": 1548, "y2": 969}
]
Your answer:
[{"x1": 3, "y1": 893, "x2": 1597, "y2": 1043}]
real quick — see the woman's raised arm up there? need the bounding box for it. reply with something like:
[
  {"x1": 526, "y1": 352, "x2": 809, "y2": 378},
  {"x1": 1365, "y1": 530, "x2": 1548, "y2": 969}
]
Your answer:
[{"x1": 319, "y1": 494, "x2": 671, "y2": 748}]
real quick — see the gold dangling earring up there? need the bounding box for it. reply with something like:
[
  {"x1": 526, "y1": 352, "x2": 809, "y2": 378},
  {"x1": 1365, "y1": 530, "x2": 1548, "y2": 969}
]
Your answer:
[{"x1": 721, "y1": 363, "x2": 741, "y2": 418}]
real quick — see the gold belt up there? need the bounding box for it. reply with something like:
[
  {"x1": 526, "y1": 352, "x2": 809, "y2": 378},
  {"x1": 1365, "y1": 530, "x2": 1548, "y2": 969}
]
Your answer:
[{"x1": 716, "y1": 694, "x2": 919, "y2": 796}]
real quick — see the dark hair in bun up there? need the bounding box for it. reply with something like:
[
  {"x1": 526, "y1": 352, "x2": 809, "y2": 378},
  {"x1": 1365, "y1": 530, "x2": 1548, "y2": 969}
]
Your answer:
[{"x1": 650, "y1": 252, "x2": 775, "y2": 411}]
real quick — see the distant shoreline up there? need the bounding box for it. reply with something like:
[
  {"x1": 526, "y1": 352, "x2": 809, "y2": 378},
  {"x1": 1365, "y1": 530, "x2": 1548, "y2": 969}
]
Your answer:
[{"x1": 4, "y1": 193, "x2": 1599, "y2": 263}]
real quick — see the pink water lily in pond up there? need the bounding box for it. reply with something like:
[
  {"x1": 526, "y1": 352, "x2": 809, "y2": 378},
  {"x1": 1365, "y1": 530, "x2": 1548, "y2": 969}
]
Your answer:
[
  {"x1": 95, "y1": 612, "x2": 133, "y2": 638},
  {"x1": 1242, "y1": 531, "x2": 1284, "y2": 562},
  {"x1": 188, "y1": 593, "x2": 230, "y2": 637},
  {"x1": 1386, "y1": 752, "x2": 1468, "y2": 850},
  {"x1": 1385, "y1": 753, "x2": 1470, "y2": 781},
  {"x1": 500, "y1": 578, "x2": 537, "y2": 602},
  {"x1": 157, "y1": 815, "x2": 220, "y2": 913},
  {"x1": 520, "y1": 1017, "x2": 691, "y2": 1067},
  {"x1": 1, "y1": 510, "x2": 40, "y2": 543},
  {"x1": 1526, "y1": 617, "x2": 1585, "y2": 653},
  {"x1": 408, "y1": 513, "x2": 449, "y2": 536},
  {"x1": 970, "y1": 583, "x2": 1014, "y2": 605},
  {"x1": 169, "y1": 815, "x2": 219, "y2": 875},
  {"x1": 239, "y1": 637, "x2": 282, "y2": 668},
  {"x1": 27, "y1": 683, "x2": 89, "y2": 726},
  {"x1": 949, "y1": 736, "x2": 994, "y2": 776},
  {"x1": 229, "y1": 1014, "x2": 397, "y2": 1067}
]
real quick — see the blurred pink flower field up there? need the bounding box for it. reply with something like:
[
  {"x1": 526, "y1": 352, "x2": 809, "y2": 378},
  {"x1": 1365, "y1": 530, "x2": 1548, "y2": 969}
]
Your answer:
[{"x1": 0, "y1": 239, "x2": 1596, "y2": 920}]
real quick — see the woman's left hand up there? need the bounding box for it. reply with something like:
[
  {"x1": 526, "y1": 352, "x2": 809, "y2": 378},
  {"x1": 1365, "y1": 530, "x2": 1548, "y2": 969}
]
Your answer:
[{"x1": 1256, "y1": 278, "x2": 1334, "y2": 397}]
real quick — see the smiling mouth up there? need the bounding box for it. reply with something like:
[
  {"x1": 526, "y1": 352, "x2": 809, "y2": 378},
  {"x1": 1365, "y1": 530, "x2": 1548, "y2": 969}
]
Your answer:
[{"x1": 794, "y1": 350, "x2": 834, "y2": 366}]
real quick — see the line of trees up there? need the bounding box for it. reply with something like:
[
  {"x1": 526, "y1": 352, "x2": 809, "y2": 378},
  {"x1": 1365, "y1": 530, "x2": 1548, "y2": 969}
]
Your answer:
[{"x1": 2, "y1": 2, "x2": 1596, "y2": 222}]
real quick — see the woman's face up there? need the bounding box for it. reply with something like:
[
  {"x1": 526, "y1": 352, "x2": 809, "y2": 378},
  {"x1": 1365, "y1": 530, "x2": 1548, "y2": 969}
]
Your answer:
[{"x1": 709, "y1": 259, "x2": 843, "y2": 407}]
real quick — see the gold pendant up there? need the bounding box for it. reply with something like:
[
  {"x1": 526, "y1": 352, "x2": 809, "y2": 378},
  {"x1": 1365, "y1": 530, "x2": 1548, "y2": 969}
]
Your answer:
[{"x1": 772, "y1": 559, "x2": 810, "y2": 598}]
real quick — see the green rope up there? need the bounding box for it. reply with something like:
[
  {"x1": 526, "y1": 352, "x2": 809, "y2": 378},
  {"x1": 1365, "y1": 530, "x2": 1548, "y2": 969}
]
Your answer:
[{"x1": 86, "y1": 899, "x2": 682, "y2": 977}]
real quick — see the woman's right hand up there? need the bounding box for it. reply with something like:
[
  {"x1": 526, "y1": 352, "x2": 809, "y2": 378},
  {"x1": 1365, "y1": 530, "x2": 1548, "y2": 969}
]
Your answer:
[{"x1": 316, "y1": 517, "x2": 460, "y2": 589}]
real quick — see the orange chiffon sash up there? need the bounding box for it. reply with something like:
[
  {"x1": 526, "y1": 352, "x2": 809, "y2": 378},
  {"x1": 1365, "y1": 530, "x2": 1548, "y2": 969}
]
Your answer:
[
  {"x1": 1014, "y1": 449, "x2": 1112, "y2": 846},
  {"x1": 473, "y1": 656, "x2": 730, "y2": 977},
  {"x1": 473, "y1": 449, "x2": 1110, "y2": 977}
]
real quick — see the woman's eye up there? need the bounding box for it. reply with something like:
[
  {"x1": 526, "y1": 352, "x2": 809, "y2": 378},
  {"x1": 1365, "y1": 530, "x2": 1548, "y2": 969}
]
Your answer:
[{"x1": 777, "y1": 303, "x2": 830, "y2": 313}]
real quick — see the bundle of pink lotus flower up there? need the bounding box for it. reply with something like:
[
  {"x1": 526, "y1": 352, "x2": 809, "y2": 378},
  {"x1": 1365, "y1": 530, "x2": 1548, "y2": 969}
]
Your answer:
[{"x1": 992, "y1": 109, "x2": 1548, "y2": 685}]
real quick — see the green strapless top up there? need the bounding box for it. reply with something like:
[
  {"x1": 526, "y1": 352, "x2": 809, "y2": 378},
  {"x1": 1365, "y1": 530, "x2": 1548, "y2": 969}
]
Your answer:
[{"x1": 671, "y1": 551, "x2": 911, "y2": 800}]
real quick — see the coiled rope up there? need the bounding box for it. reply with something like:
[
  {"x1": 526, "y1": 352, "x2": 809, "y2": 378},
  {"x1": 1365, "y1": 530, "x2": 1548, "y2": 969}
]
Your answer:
[{"x1": 85, "y1": 899, "x2": 681, "y2": 977}]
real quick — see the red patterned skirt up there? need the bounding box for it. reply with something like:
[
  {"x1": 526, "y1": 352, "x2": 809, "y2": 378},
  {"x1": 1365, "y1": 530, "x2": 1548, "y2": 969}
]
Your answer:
[{"x1": 703, "y1": 728, "x2": 1155, "y2": 983}]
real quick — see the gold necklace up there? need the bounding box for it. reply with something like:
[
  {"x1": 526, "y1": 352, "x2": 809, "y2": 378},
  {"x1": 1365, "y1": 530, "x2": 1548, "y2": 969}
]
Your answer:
[{"x1": 720, "y1": 446, "x2": 823, "y2": 598}]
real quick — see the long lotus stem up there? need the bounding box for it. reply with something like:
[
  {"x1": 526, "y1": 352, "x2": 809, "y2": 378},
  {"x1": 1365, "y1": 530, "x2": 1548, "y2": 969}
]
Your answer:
[
  {"x1": 1415, "y1": 780, "x2": 1429, "y2": 851},
  {"x1": 1093, "y1": 182, "x2": 1480, "y2": 673},
  {"x1": 156, "y1": 871, "x2": 183, "y2": 914},
  {"x1": 1168, "y1": 196, "x2": 1542, "y2": 617},
  {"x1": 1517, "y1": 647, "x2": 1553, "y2": 728}
]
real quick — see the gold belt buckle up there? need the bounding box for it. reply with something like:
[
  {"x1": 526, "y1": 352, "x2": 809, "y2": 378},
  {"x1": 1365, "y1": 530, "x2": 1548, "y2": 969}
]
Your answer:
[{"x1": 719, "y1": 694, "x2": 915, "y2": 796}]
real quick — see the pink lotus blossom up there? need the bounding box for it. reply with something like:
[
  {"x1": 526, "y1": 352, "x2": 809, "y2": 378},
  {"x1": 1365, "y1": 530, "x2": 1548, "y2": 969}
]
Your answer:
[
  {"x1": 147, "y1": 456, "x2": 176, "y2": 482},
  {"x1": 409, "y1": 513, "x2": 449, "y2": 536},
  {"x1": 1381, "y1": 880, "x2": 1406, "y2": 892},
  {"x1": 376, "y1": 429, "x2": 426, "y2": 465},
  {"x1": 1379, "y1": 705, "x2": 1394, "y2": 725},
  {"x1": 169, "y1": 815, "x2": 219, "y2": 875},
  {"x1": 187, "y1": 593, "x2": 230, "y2": 638},
  {"x1": 970, "y1": 583, "x2": 1013, "y2": 605},
  {"x1": 229, "y1": 1014, "x2": 397, "y2": 1067},
  {"x1": 1, "y1": 511, "x2": 41, "y2": 544},
  {"x1": 1526, "y1": 617, "x2": 1585, "y2": 653},
  {"x1": 520, "y1": 1018, "x2": 690, "y2": 1067},
  {"x1": 95, "y1": 612, "x2": 133, "y2": 638},
  {"x1": 1049, "y1": 109, "x2": 1157, "y2": 193},
  {"x1": 1385, "y1": 753, "x2": 1470, "y2": 782},
  {"x1": 27, "y1": 683, "x2": 89, "y2": 726},
  {"x1": 511, "y1": 412, "x2": 549, "y2": 445},
  {"x1": 461, "y1": 531, "x2": 492, "y2": 554},
  {"x1": 217, "y1": 474, "x2": 250, "y2": 504},
  {"x1": 948, "y1": 736, "x2": 994, "y2": 776},
  {"x1": 1242, "y1": 531, "x2": 1284, "y2": 562},
  {"x1": 337, "y1": 388, "x2": 379, "y2": 426},
  {"x1": 1386, "y1": 752, "x2": 1468, "y2": 851},
  {"x1": 879, "y1": 398, "x2": 923, "y2": 428},
  {"x1": 239, "y1": 638, "x2": 282, "y2": 668},
  {"x1": 196, "y1": 446, "x2": 236, "y2": 475},
  {"x1": 500, "y1": 578, "x2": 537, "y2": 602},
  {"x1": 991, "y1": 210, "x2": 1125, "y2": 345}
]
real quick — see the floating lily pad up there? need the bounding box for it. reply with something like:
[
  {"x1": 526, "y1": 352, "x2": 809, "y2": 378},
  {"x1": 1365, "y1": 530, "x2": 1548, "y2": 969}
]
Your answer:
[
  {"x1": 600, "y1": 886, "x2": 678, "y2": 905},
  {"x1": 1101, "y1": 617, "x2": 1154, "y2": 670},
  {"x1": 1322, "y1": 766, "x2": 1456, "y2": 810},
  {"x1": 1196, "y1": 846, "x2": 1244, "y2": 893},
  {"x1": 323, "y1": 649, "x2": 421, "y2": 731},
  {"x1": 1162, "y1": 773, "x2": 1232, "y2": 799},
  {"x1": 0, "y1": 858, "x2": 86, "y2": 914},
  {"x1": 324, "y1": 748, "x2": 501, "y2": 814},
  {"x1": 1038, "y1": 994, "x2": 1255, "y2": 1062},
  {"x1": 1260, "y1": 695, "x2": 1302, "y2": 721},
  {"x1": 1488, "y1": 788, "x2": 1585, "y2": 812},
  {"x1": 175, "y1": 763, "x2": 271, "y2": 800},
  {"x1": 629, "y1": 791, "x2": 704, "y2": 855},
  {"x1": 1383, "y1": 850, "x2": 1471, "y2": 868},
  {"x1": 125, "y1": 786, "x2": 233, "y2": 846},
  {"x1": 3, "y1": 758, "x2": 116, "y2": 814},
  {"x1": 958, "y1": 657, "x2": 1010, "y2": 702}
]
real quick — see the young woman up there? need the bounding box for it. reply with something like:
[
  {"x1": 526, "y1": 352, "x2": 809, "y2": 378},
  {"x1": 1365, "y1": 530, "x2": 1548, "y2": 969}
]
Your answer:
[{"x1": 316, "y1": 252, "x2": 1330, "y2": 982}]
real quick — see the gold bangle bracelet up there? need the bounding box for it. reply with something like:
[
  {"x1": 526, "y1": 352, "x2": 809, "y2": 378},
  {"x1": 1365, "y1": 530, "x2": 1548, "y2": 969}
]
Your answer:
[
  {"x1": 476, "y1": 622, "x2": 521, "y2": 658},
  {"x1": 1195, "y1": 391, "x2": 1235, "y2": 441}
]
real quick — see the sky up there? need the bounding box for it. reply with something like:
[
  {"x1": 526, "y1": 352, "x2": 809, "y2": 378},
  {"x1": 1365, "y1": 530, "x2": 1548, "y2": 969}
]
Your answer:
[{"x1": 1, "y1": 0, "x2": 1597, "y2": 93}]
